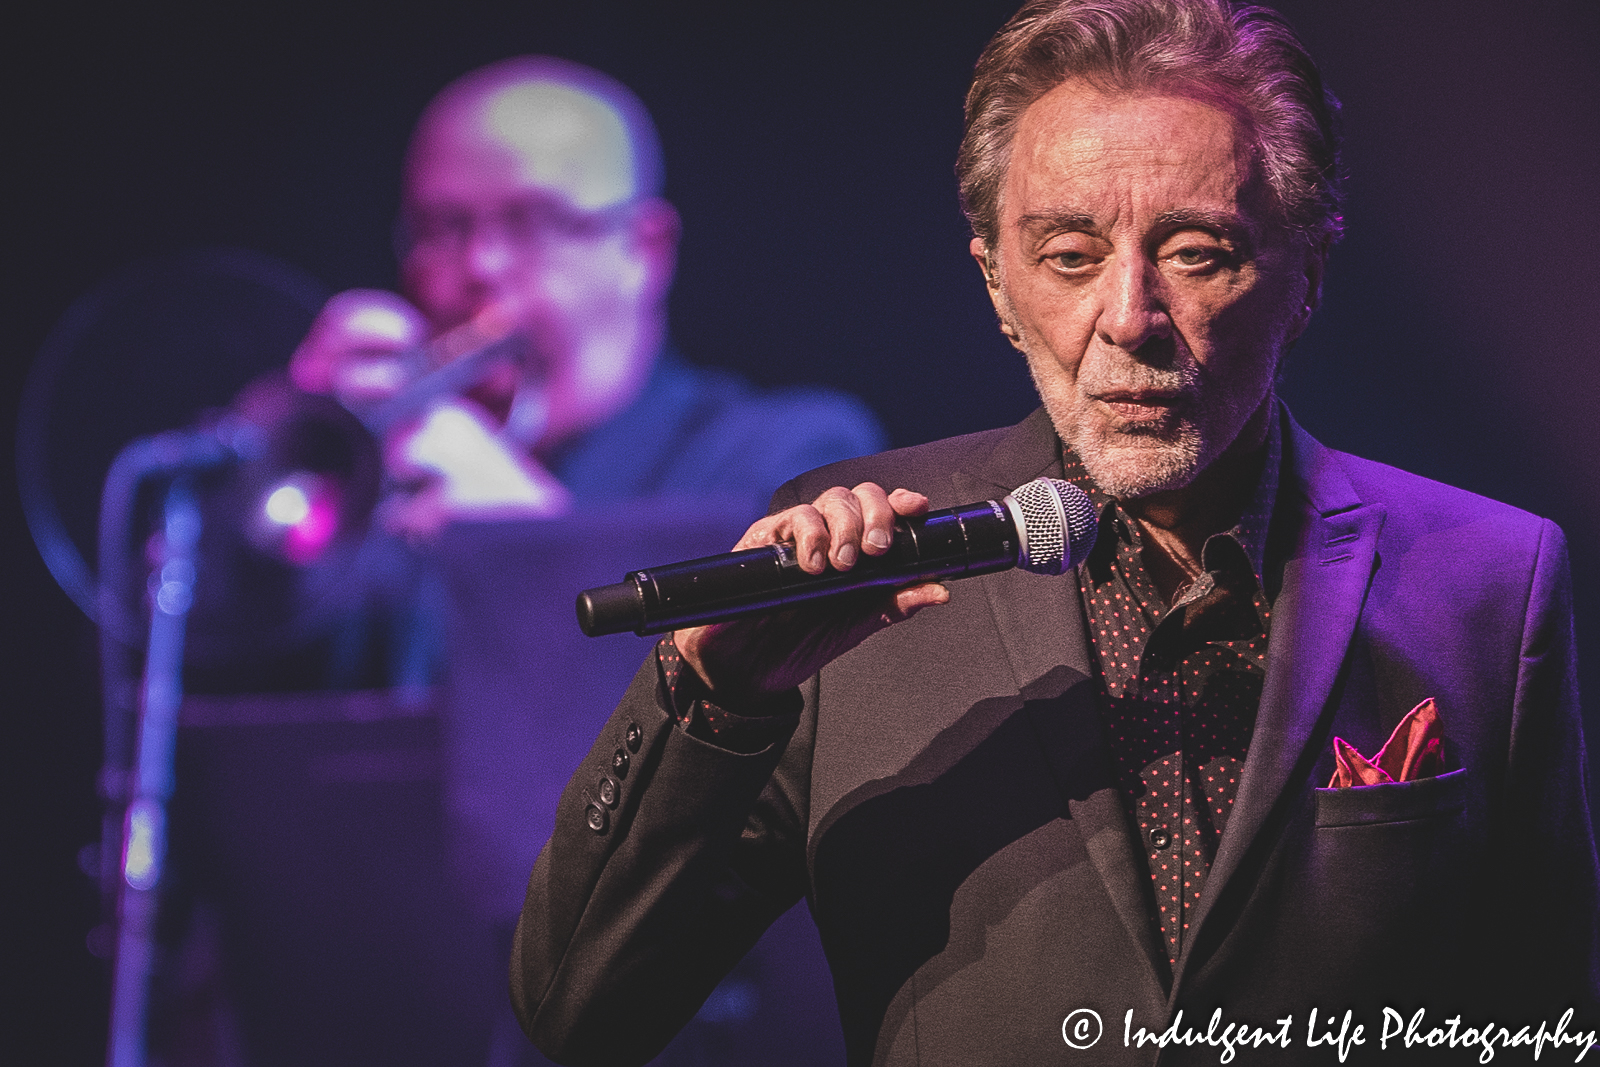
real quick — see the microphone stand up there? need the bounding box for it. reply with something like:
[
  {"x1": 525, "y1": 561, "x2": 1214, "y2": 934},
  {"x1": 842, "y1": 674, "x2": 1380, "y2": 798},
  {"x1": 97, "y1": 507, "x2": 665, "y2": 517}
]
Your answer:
[
  {"x1": 89, "y1": 329, "x2": 532, "y2": 1065},
  {"x1": 95, "y1": 434, "x2": 221, "y2": 1067}
]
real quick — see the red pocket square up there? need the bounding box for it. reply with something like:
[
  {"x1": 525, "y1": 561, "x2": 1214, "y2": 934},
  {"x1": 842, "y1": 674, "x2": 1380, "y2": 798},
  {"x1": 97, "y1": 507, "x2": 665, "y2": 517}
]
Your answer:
[{"x1": 1328, "y1": 697, "x2": 1446, "y2": 788}]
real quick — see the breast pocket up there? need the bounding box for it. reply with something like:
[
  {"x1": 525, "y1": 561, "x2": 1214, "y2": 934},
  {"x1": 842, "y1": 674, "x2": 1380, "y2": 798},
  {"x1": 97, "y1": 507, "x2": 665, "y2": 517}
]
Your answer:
[
  {"x1": 1313, "y1": 767, "x2": 1468, "y2": 827},
  {"x1": 1302, "y1": 769, "x2": 1473, "y2": 994}
]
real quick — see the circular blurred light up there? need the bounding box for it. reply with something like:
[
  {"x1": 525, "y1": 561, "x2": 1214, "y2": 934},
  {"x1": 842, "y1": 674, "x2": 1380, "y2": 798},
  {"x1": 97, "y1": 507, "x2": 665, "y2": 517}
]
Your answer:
[
  {"x1": 264, "y1": 483, "x2": 311, "y2": 526},
  {"x1": 155, "y1": 580, "x2": 192, "y2": 616}
]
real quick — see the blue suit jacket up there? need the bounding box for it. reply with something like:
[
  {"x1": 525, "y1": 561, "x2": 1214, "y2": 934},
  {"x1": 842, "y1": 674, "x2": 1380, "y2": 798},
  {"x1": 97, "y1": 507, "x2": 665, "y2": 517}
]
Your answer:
[{"x1": 513, "y1": 405, "x2": 1600, "y2": 1065}]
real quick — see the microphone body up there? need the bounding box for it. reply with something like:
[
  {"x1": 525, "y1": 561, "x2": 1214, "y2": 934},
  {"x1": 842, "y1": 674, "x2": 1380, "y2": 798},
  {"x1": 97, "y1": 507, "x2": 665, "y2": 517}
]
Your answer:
[{"x1": 577, "y1": 478, "x2": 1096, "y2": 637}]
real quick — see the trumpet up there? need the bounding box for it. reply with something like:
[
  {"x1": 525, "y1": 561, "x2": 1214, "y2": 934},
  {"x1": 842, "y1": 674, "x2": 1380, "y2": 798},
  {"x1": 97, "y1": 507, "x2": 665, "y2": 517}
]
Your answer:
[{"x1": 102, "y1": 304, "x2": 541, "y2": 666}]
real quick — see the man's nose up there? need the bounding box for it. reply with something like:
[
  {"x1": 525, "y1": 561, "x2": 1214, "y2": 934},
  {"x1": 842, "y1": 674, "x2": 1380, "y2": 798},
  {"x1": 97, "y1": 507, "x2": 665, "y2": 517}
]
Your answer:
[
  {"x1": 464, "y1": 225, "x2": 518, "y2": 285},
  {"x1": 1093, "y1": 255, "x2": 1171, "y2": 356}
]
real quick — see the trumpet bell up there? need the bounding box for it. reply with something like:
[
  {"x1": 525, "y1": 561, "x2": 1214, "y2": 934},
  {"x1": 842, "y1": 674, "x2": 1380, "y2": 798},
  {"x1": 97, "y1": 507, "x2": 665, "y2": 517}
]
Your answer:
[{"x1": 179, "y1": 376, "x2": 383, "y2": 668}]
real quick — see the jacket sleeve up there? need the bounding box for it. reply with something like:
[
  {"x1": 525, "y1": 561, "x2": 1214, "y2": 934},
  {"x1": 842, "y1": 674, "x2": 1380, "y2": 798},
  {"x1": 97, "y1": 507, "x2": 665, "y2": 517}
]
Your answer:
[
  {"x1": 510, "y1": 486, "x2": 821, "y2": 1066},
  {"x1": 1485, "y1": 518, "x2": 1600, "y2": 1012}
]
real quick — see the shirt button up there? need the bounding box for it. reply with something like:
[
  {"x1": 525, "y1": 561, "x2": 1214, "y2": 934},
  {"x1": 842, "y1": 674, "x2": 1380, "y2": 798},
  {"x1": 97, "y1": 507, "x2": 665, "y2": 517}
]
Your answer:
[
  {"x1": 585, "y1": 804, "x2": 609, "y2": 834},
  {"x1": 1150, "y1": 829, "x2": 1172, "y2": 850},
  {"x1": 624, "y1": 722, "x2": 643, "y2": 752},
  {"x1": 597, "y1": 776, "x2": 619, "y2": 808},
  {"x1": 611, "y1": 748, "x2": 630, "y2": 777}
]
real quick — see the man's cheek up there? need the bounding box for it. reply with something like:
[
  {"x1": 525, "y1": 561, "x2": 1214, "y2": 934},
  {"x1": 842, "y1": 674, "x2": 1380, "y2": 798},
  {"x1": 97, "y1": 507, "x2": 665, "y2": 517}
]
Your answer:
[
  {"x1": 1190, "y1": 298, "x2": 1282, "y2": 373},
  {"x1": 405, "y1": 273, "x2": 471, "y2": 330}
]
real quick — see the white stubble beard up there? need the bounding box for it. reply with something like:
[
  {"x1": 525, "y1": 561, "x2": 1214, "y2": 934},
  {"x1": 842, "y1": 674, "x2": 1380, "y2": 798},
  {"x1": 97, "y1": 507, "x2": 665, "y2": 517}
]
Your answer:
[
  {"x1": 995, "y1": 283, "x2": 1222, "y2": 501},
  {"x1": 1030, "y1": 350, "x2": 1207, "y2": 499}
]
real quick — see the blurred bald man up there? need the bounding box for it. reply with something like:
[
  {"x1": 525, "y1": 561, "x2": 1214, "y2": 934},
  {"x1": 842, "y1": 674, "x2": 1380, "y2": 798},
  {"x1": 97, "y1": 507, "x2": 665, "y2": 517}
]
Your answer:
[
  {"x1": 293, "y1": 56, "x2": 880, "y2": 539},
  {"x1": 177, "y1": 57, "x2": 871, "y2": 1067},
  {"x1": 400, "y1": 61, "x2": 674, "y2": 444}
]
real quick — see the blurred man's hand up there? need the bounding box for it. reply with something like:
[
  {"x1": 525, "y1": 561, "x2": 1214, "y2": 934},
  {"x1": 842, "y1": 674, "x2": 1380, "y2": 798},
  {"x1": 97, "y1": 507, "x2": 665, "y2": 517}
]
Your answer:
[
  {"x1": 290, "y1": 289, "x2": 429, "y2": 409},
  {"x1": 384, "y1": 399, "x2": 568, "y2": 539},
  {"x1": 292, "y1": 289, "x2": 568, "y2": 539}
]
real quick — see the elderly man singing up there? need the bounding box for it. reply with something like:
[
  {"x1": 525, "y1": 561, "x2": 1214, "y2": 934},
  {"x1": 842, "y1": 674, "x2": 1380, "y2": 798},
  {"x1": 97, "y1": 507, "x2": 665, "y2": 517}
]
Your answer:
[{"x1": 512, "y1": 1, "x2": 1600, "y2": 1064}]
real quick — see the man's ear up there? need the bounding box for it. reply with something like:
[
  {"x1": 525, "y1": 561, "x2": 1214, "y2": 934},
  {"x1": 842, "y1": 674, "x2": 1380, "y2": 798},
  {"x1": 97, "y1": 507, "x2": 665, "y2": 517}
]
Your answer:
[
  {"x1": 970, "y1": 236, "x2": 1000, "y2": 292},
  {"x1": 1287, "y1": 238, "x2": 1328, "y2": 343},
  {"x1": 970, "y1": 237, "x2": 1021, "y2": 346},
  {"x1": 630, "y1": 198, "x2": 681, "y2": 300}
]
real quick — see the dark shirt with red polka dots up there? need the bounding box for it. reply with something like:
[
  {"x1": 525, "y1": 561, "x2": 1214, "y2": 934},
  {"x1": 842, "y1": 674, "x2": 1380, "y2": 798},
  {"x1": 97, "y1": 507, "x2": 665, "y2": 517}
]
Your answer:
[{"x1": 1063, "y1": 421, "x2": 1280, "y2": 973}]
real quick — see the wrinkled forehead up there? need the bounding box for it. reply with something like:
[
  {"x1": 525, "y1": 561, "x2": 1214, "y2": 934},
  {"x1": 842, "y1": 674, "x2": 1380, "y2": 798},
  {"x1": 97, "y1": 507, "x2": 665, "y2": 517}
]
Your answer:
[{"x1": 405, "y1": 78, "x2": 638, "y2": 213}]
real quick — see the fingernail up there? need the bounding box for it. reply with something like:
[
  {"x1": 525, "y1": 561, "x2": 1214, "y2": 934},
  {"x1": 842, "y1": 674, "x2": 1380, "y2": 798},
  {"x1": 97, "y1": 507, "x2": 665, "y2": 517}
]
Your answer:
[
  {"x1": 866, "y1": 529, "x2": 891, "y2": 550},
  {"x1": 837, "y1": 543, "x2": 858, "y2": 568},
  {"x1": 810, "y1": 550, "x2": 826, "y2": 570}
]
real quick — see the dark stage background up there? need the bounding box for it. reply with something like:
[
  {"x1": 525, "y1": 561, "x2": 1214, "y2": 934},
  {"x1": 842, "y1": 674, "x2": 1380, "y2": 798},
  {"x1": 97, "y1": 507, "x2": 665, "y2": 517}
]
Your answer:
[{"x1": 6, "y1": 1, "x2": 1598, "y2": 1061}]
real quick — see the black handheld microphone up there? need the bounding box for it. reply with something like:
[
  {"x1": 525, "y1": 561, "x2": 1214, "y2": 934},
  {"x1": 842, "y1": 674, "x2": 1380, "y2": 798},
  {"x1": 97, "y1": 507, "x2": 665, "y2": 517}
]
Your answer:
[{"x1": 576, "y1": 477, "x2": 1097, "y2": 637}]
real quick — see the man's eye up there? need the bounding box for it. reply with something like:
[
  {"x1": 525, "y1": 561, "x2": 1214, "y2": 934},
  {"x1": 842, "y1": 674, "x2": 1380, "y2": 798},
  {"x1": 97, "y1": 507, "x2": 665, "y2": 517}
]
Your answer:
[
  {"x1": 413, "y1": 214, "x2": 470, "y2": 247},
  {"x1": 1048, "y1": 251, "x2": 1092, "y2": 271},
  {"x1": 1168, "y1": 244, "x2": 1233, "y2": 271}
]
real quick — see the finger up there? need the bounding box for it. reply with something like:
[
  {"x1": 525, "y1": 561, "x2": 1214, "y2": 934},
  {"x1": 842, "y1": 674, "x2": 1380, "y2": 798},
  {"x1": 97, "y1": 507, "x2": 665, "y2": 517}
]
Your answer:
[
  {"x1": 730, "y1": 513, "x2": 786, "y2": 552},
  {"x1": 734, "y1": 505, "x2": 832, "y2": 573},
  {"x1": 813, "y1": 486, "x2": 866, "y2": 570},
  {"x1": 887, "y1": 487, "x2": 931, "y2": 518},
  {"x1": 292, "y1": 290, "x2": 425, "y2": 397},
  {"x1": 731, "y1": 503, "x2": 814, "y2": 552},
  {"x1": 790, "y1": 497, "x2": 838, "y2": 573},
  {"x1": 854, "y1": 483, "x2": 897, "y2": 555},
  {"x1": 835, "y1": 582, "x2": 950, "y2": 660},
  {"x1": 787, "y1": 581, "x2": 949, "y2": 686},
  {"x1": 890, "y1": 581, "x2": 951, "y2": 619}
]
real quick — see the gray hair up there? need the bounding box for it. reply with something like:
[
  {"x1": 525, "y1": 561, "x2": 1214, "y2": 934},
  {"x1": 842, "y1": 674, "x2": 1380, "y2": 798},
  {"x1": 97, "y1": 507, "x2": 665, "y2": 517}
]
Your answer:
[{"x1": 959, "y1": 0, "x2": 1344, "y2": 250}]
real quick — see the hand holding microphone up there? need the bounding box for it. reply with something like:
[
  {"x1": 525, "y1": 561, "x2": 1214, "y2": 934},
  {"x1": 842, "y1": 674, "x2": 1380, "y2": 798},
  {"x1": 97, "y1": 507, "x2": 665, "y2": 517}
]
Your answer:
[{"x1": 579, "y1": 478, "x2": 1096, "y2": 704}]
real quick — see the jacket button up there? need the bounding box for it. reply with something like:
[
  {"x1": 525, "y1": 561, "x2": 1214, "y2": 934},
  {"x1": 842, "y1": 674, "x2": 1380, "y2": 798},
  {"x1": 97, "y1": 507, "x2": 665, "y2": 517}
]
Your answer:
[
  {"x1": 597, "y1": 775, "x2": 619, "y2": 808},
  {"x1": 585, "y1": 804, "x2": 608, "y2": 833},
  {"x1": 624, "y1": 722, "x2": 643, "y2": 752},
  {"x1": 611, "y1": 748, "x2": 630, "y2": 777},
  {"x1": 1150, "y1": 829, "x2": 1171, "y2": 850}
]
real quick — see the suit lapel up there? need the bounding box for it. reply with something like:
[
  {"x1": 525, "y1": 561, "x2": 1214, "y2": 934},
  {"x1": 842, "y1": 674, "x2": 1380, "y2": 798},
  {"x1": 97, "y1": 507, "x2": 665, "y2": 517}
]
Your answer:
[
  {"x1": 1172, "y1": 412, "x2": 1387, "y2": 995},
  {"x1": 949, "y1": 407, "x2": 1079, "y2": 690},
  {"x1": 952, "y1": 409, "x2": 1170, "y2": 988}
]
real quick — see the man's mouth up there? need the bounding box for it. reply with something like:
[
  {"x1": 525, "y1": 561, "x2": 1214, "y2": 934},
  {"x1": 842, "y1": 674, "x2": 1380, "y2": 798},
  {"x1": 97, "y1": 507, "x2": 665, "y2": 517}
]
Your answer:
[{"x1": 1094, "y1": 391, "x2": 1186, "y2": 423}]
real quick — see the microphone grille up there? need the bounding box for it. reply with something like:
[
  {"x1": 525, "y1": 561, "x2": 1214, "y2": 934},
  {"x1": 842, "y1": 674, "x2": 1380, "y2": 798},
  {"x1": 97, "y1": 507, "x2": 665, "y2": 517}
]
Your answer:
[{"x1": 1006, "y1": 478, "x2": 1097, "y2": 575}]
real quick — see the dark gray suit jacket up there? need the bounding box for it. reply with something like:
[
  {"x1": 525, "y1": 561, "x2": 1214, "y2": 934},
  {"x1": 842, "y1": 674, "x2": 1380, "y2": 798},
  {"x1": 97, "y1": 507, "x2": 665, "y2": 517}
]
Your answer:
[{"x1": 513, "y1": 407, "x2": 1600, "y2": 1065}]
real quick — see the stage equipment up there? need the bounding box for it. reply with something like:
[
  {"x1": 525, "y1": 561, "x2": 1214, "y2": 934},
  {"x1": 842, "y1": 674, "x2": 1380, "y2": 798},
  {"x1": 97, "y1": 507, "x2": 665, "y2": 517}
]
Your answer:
[
  {"x1": 18, "y1": 248, "x2": 536, "y2": 1067},
  {"x1": 89, "y1": 303, "x2": 532, "y2": 1067},
  {"x1": 115, "y1": 308, "x2": 531, "y2": 668}
]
